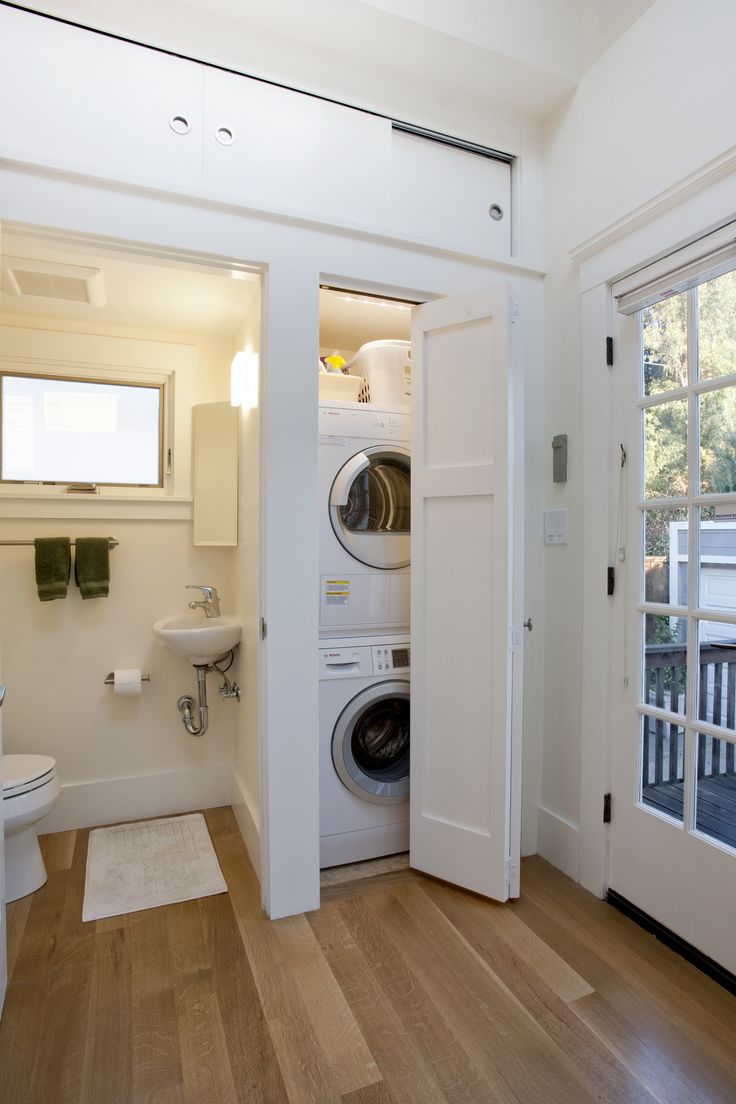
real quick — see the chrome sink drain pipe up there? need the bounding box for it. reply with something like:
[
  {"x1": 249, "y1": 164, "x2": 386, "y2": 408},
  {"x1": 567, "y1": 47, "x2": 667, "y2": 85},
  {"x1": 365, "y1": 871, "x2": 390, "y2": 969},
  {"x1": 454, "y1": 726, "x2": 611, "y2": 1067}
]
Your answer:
[{"x1": 177, "y1": 664, "x2": 210, "y2": 737}]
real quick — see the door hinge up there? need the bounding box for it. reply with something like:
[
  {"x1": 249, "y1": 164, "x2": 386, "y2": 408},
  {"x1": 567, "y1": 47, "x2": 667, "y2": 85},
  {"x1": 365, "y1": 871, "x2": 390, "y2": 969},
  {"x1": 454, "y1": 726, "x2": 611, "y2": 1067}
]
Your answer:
[
  {"x1": 603, "y1": 792, "x2": 612, "y2": 824},
  {"x1": 606, "y1": 336, "x2": 614, "y2": 366},
  {"x1": 260, "y1": 617, "x2": 267, "y2": 640},
  {"x1": 505, "y1": 858, "x2": 518, "y2": 887}
]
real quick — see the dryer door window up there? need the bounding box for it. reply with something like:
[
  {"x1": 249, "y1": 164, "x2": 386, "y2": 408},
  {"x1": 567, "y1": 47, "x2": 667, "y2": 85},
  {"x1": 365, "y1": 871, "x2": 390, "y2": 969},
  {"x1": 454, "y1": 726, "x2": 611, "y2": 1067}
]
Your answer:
[
  {"x1": 329, "y1": 445, "x2": 410, "y2": 569},
  {"x1": 333, "y1": 681, "x2": 410, "y2": 804}
]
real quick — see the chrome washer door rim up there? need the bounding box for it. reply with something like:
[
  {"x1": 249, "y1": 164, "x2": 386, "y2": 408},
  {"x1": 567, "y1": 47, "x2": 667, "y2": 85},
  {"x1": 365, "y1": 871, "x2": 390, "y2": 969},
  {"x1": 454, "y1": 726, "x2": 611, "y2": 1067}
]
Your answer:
[
  {"x1": 329, "y1": 445, "x2": 410, "y2": 570},
  {"x1": 332, "y1": 679, "x2": 410, "y2": 805}
]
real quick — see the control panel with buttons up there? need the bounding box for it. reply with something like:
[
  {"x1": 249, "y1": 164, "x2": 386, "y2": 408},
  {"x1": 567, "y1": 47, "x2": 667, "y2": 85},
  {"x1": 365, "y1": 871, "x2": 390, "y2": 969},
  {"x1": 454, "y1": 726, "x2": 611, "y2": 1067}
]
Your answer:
[{"x1": 372, "y1": 645, "x2": 410, "y2": 673}]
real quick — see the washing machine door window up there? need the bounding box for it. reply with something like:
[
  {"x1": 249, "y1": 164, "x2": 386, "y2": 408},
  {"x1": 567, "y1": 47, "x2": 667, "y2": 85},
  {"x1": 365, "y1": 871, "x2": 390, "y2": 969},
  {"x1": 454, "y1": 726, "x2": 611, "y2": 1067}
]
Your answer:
[
  {"x1": 329, "y1": 445, "x2": 410, "y2": 570},
  {"x1": 332, "y1": 680, "x2": 410, "y2": 804}
]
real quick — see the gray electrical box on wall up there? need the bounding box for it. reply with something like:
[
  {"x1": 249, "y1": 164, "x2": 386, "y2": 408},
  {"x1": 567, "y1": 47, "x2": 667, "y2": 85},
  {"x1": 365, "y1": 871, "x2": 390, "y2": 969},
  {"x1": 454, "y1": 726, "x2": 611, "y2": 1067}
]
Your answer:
[{"x1": 552, "y1": 434, "x2": 568, "y2": 482}]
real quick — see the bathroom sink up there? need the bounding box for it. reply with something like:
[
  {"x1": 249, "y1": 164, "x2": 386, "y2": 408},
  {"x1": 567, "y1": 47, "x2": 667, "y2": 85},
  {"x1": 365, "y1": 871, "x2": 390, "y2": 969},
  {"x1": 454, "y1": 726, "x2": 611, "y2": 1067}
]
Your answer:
[{"x1": 153, "y1": 613, "x2": 241, "y2": 665}]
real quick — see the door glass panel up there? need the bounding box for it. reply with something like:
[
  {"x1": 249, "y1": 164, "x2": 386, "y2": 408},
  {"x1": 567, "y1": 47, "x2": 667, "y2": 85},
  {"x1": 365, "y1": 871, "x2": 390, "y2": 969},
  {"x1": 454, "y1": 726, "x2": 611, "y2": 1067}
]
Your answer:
[
  {"x1": 339, "y1": 458, "x2": 410, "y2": 533},
  {"x1": 644, "y1": 615, "x2": 687, "y2": 715},
  {"x1": 352, "y1": 697, "x2": 410, "y2": 781},
  {"x1": 699, "y1": 384, "x2": 736, "y2": 494},
  {"x1": 699, "y1": 507, "x2": 736, "y2": 615},
  {"x1": 641, "y1": 714, "x2": 685, "y2": 822},
  {"x1": 644, "y1": 507, "x2": 687, "y2": 604},
  {"x1": 696, "y1": 621, "x2": 736, "y2": 733},
  {"x1": 642, "y1": 292, "x2": 688, "y2": 395},
  {"x1": 644, "y1": 400, "x2": 687, "y2": 499},
  {"x1": 695, "y1": 732, "x2": 736, "y2": 849},
  {"x1": 698, "y1": 270, "x2": 736, "y2": 381}
]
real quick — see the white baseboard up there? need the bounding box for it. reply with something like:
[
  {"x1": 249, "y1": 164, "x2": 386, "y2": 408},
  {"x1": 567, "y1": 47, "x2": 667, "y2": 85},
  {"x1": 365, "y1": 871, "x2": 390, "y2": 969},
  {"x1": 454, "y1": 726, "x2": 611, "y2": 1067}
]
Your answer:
[
  {"x1": 537, "y1": 805, "x2": 580, "y2": 882},
  {"x1": 230, "y1": 768, "x2": 260, "y2": 878},
  {"x1": 37, "y1": 763, "x2": 232, "y2": 835}
]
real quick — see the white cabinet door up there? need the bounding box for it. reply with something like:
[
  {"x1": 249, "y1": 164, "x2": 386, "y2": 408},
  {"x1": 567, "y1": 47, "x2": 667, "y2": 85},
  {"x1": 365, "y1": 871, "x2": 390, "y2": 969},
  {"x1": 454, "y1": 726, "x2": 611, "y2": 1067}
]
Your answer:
[
  {"x1": 410, "y1": 286, "x2": 522, "y2": 900},
  {"x1": 202, "y1": 68, "x2": 391, "y2": 226},
  {"x1": 389, "y1": 132, "x2": 511, "y2": 259},
  {"x1": 0, "y1": 7, "x2": 203, "y2": 192}
]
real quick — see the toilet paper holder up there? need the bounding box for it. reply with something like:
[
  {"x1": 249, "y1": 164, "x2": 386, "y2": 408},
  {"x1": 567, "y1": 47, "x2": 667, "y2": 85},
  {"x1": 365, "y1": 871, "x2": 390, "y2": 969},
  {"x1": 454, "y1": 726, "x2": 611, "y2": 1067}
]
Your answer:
[{"x1": 104, "y1": 672, "x2": 151, "y2": 686}]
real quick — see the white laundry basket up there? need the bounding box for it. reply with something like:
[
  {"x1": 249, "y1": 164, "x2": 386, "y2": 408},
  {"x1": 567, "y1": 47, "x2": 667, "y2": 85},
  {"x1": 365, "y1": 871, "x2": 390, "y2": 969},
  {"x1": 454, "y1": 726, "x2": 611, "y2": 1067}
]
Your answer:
[{"x1": 349, "y1": 340, "x2": 411, "y2": 408}]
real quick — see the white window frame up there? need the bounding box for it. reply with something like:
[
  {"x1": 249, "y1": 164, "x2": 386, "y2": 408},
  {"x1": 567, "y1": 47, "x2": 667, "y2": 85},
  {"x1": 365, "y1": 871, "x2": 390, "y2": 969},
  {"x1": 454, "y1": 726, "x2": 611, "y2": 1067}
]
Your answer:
[{"x1": 0, "y1": 363, "x2": 168, "y2": 490}]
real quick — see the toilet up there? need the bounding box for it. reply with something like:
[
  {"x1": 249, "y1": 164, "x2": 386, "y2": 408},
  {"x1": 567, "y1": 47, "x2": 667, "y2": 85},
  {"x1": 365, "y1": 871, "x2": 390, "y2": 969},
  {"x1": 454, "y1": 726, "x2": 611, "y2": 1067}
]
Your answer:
[{"x1": 3, "y1": 754, "x2": 60, "y2": 902}]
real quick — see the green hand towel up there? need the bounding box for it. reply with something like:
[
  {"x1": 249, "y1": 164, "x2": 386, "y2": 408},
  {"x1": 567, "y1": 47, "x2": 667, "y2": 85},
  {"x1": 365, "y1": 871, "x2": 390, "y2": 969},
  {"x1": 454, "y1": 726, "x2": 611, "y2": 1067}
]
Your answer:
[
  {"x1": 74, "y1": 537, "x2": 110, "y2": 599},
  {"x1": 34, "y1": 537, "x2": 71, "y2": 601}
]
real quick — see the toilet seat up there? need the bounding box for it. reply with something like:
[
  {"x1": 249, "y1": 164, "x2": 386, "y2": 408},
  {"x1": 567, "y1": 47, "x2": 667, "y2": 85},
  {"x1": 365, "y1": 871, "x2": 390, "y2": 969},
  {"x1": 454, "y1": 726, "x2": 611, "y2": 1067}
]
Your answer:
[{"x1": 3, "y1": 754, "x2": 56, "y2": 799}]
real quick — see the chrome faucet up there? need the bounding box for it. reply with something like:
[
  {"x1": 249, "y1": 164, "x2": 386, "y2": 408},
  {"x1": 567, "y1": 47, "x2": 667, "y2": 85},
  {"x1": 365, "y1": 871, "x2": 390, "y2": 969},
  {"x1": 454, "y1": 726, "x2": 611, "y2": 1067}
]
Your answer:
[{"x1": 186, "y1": 585, "x2": 221, "y2": 618}]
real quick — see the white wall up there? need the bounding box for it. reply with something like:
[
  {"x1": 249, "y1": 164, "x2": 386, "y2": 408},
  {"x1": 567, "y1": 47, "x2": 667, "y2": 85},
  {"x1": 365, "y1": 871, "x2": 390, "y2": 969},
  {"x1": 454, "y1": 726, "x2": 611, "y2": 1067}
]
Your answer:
[
  {"x1": 540, "y1": 0, "x2": 736, "y2": 878},
  {"x1": 0, "y1": 317, "x2": 239, "y2": 831},
  {"x1": 230, "y1": 293, "x2": 262, "y2": 872}
]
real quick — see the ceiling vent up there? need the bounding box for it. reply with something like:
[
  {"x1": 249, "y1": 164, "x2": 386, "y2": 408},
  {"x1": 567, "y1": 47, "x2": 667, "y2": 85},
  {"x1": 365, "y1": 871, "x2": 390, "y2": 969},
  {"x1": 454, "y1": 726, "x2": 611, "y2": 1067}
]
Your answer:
[{"x1": 1, "y1": 256, "x2": 105, "y2": 305}]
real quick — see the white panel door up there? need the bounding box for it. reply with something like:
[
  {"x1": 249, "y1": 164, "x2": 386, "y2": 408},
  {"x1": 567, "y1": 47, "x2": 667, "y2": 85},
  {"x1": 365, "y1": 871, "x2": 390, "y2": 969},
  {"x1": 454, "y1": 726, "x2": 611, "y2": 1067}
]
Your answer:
[
  {"x1": 0, "y1": 6, "x2": 204, "y2": 192},
  {"x1": 410, "y1": 286, "x2": 522, "y2": 900}
]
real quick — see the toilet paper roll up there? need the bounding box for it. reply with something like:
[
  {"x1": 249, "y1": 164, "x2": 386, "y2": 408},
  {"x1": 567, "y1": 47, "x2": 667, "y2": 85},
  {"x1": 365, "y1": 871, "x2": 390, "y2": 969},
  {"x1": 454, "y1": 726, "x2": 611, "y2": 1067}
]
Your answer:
[{"x1": 112, "y1": 669, "x2": 143, "y2": 696}]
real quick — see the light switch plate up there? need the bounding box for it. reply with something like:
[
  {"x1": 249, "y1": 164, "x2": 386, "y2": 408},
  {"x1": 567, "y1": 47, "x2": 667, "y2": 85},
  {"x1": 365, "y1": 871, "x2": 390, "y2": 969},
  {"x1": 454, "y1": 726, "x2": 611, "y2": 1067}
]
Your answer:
[{"x1": 544, "y1": 508, "x2": 568, "y2": 545}]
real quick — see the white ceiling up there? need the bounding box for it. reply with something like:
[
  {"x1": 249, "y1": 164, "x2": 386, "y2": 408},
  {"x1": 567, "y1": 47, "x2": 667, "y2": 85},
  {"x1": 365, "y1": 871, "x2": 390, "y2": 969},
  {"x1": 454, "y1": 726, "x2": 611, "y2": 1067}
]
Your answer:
[
  {"x1": 27, "y1": 0, "x2": 656, "y2": 136},
  {"x1": 0, "y1": 232, "x2": 259, "y2": 338}
]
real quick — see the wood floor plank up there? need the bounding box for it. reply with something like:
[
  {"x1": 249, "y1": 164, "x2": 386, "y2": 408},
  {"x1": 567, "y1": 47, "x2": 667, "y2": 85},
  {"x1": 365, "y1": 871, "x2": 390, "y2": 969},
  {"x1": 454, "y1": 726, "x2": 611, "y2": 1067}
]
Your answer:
[
  {"x1": 39, "y1": 829, "x2": 78, "y2": 873},
  {"x1": 367, "y1": 883, "x2": 600, "y2": 1104},
  {"x1": 341, "y1": 1083, "x2": 395, "y2": 1103},
  {"x1": 522, "y1": 856, "x2": 736, "y2": 1030},
  {"x1": 0, "y1": 978, "x2": 50, "y2": 1103},
  {"x1": 130, "y1": 907, "x2": 185, "y2": 1104},
  {"x1": 198, "y1": 891, "x2": 289, "y2": 1104},
  {"x1": 5, "y1": 893, "x2": 33, "y2": 983},
  {"x1": 205, "y1": 818, "x2": 344, "y2": 1103},
  {"x1": 165, "y1": 898, "x2": 241, "y2": 1104},
  {"x1": 333, "y1": 894, "x2": 502, "y2": 1104},
  {"x1": 307, "y1": 903, "x2": 449, "y2": 1104},
  {"x1": 81, "y1": 926, "x2": 133, "y2": 1104},
  {"x1": 26, "y1": 928, "x2": 96, "y2": 1104},
  {"x1": 10, "y1": 868, "x2": 68, "y2": 985},
  {"x1": 422, "y1": 878, "x2": 659, "y2": 1104},
  {"x1": 512, "y1": 882, "x2": 736, "y2": 1102},
  {"x1": 573, "y1": 990, "x2": 722, "y2": 1104}
]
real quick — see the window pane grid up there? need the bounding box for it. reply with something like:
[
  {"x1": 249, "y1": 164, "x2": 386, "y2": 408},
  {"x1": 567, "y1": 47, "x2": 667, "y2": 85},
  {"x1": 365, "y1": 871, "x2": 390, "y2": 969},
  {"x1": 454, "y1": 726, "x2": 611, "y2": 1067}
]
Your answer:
[{"x1": 639, "y1": 272, "x2": 736, "y2": 842}]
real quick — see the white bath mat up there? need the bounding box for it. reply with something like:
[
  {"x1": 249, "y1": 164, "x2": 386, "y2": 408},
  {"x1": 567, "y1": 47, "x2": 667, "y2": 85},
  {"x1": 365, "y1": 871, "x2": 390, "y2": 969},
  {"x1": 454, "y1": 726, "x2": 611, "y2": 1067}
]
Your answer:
[{"x1": 82, "y1": 813, "x2": 227, "y2": 922}]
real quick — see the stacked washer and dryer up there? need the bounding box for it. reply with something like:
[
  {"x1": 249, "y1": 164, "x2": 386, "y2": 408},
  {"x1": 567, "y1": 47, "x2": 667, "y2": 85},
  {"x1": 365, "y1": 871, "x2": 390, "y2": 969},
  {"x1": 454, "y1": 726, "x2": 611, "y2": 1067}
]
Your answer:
[{"x1": 318, "y1": 339, "x2": 412, "y2": 868}]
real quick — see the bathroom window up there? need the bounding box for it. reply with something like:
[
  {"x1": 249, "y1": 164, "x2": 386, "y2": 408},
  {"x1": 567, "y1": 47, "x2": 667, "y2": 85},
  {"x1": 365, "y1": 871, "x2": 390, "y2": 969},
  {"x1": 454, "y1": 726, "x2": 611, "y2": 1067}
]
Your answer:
[{"x1": 0, "y1": 371, "x2": 165, "y2": 488}]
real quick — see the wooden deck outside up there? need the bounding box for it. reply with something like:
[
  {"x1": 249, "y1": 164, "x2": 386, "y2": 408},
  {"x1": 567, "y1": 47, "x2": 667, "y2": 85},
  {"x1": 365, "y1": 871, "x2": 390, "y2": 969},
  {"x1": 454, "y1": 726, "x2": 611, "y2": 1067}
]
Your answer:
[
  {"x1": 643, "y1": 771, "x2": 736, "y2": 848},
  {"x1": 1, "y1": 807, "x2": 736, "y2": 1103}
]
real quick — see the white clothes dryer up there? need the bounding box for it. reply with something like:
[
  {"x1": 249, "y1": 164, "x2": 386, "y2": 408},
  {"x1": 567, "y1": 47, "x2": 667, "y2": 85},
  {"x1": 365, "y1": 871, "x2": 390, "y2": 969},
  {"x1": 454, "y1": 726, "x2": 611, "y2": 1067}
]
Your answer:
[
  {"x1": 319, "y1": 635, "x2": 410, "y2": 868},
  {"x1": 319, "y1": 401, "x2": 411, "y2": 636}
]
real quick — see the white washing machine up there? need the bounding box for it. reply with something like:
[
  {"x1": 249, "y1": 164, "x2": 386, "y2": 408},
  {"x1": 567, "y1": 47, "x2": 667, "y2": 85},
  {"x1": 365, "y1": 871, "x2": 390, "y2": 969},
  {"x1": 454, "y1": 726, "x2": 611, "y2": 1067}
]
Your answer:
[
  {"x1": 319, "y1": 401, "x2": 411, "y2": 636},
  {"x1": 319, "y1": 635, "x2": 410, "y2": 867}
]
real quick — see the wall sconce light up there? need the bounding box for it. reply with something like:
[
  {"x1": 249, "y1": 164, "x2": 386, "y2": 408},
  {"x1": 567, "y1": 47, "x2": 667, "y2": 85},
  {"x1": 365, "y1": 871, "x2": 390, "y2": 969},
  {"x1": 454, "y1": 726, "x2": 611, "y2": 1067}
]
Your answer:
[{"x1": 230, "y1": 349, "x2": 259, "y2": 410}]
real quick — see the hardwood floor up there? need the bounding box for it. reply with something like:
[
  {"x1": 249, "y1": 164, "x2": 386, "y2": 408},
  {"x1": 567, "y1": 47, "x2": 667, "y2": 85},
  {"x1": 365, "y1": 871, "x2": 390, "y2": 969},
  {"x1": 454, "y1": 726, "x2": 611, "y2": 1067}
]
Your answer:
[{"x1": 1, "y1": 807, "x2": 735, "y2": 1103}]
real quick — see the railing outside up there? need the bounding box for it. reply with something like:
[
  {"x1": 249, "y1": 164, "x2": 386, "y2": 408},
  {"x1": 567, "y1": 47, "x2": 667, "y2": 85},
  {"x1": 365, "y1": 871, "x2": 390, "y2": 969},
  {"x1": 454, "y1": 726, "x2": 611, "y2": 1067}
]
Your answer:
[{"x1": 643, "y1": 642, "x2": 736, "y2": 788}]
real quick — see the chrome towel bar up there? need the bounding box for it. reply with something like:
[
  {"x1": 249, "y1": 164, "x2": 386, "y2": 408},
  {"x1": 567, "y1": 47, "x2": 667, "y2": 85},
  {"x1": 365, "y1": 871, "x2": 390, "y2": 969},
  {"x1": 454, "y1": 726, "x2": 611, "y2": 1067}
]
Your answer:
[{"x1": 0, "y1": 537, "x2": 119, "y2": 548}]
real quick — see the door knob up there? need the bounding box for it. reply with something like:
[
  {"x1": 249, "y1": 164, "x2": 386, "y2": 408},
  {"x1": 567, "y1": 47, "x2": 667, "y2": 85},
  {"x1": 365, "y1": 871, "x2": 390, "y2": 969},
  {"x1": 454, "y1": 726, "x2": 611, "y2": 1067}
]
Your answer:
[
  {"x1": 0, "y1": 685, "x2": 5, "y2": 707},
  {"x1": 523, "y1": 619, "x2": 533, "y2": 632}
]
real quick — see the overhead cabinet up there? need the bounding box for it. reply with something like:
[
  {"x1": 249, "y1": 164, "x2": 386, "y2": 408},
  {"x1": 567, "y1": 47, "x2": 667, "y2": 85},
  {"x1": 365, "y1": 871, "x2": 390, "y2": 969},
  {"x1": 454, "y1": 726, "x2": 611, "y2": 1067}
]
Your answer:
[
  {"x1": 0, "y1": 6, "x2": 204, "y2": 193},
  {"x1": 0, "y1": 7, "x2": 511, "y2": 260}
]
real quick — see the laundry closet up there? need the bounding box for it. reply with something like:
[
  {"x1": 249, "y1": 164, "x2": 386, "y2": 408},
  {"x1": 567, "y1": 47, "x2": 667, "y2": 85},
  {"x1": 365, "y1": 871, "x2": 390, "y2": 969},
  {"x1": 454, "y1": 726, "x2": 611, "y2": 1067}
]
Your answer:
[{"x1": 316, "y1": 288, "x2": 413, "y2": 869}]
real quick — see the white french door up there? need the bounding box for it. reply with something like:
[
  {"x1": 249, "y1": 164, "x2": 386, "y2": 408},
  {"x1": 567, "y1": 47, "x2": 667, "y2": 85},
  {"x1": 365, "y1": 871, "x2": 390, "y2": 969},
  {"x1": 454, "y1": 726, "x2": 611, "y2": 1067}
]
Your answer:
[
  {"x1": 609, "y1": 261, "x2": 736, "y2": 973},
  {"x1": 409, "y1": 286, "x2": 523, "y2": 900}
]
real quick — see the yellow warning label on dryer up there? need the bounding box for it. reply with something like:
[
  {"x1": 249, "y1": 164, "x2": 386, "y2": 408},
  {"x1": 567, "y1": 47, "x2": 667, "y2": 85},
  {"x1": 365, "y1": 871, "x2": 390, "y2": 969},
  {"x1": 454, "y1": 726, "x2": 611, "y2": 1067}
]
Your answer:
[{"x1": 324, "y1": 578, "x2": 350, "y2": 605}]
